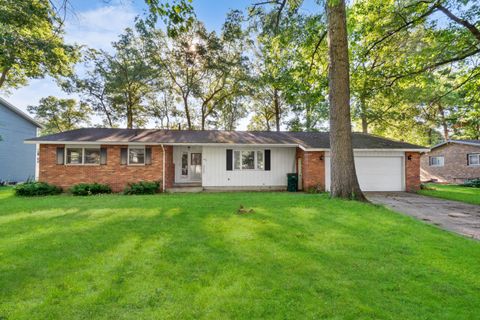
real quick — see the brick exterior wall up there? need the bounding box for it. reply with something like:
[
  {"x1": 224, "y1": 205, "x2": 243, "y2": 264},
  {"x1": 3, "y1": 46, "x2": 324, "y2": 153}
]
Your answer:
[
  {"x1": 296, "y1": 148, "x2": 325, "y2": 191},
  {"x1": 39, "y1": 144, "x2": 174, "y2": 192},
  {"x1": 420, "y1": 143, "x2": 480, "y2": 183},
  {"x1": 405, "y1": 152, "x2": 421, "y2": 192}
]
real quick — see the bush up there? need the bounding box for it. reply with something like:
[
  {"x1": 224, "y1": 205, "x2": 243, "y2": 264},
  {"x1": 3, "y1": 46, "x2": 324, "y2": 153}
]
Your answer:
[
  {"x1": 124, "y1": 181, "x2": 161, "y2": 195},
  {"x1": 462, "y1": 179, "x2": 480, "y2": 188},
  {"x1": 15, "y1": 182, "x2": 62, "y2": 196},
  {"x1": 70, "y1": 183, "x2": 112, "y2": 196}
]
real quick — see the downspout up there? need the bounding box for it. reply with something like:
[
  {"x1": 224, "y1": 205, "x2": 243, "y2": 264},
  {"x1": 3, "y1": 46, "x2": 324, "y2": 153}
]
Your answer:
[{"x1": 161, "y1": 144, "x2": 166, "y2": 192}]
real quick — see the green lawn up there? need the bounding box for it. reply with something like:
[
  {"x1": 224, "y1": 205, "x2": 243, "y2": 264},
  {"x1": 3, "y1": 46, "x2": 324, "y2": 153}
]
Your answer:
[
  {"x1": 1, "y1": 188, "x2": 480, "y2": 319},
  {"x1": 418, "y1": 183, "x2": 480, "y2": 205}
]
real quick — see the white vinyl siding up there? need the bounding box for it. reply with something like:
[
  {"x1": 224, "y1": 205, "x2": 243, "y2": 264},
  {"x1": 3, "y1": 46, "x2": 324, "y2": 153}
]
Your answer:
[
  {"x1": 325, "y1": 151, "x2": 405, "y2": 192},
  {"x1": 202, "y1": 146, "x2": 296, "y2": 187}
]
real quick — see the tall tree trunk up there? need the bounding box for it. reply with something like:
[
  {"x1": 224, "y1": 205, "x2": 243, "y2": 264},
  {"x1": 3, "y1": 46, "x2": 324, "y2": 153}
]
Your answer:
[
  {"x1": 127, "y1": 105, "x2": 133, "y2": 129},
  {"x1": 182, "y1": 95, "x2": 192, "y2": 130},
  {"x1": 273, "y1": 89, "x2": 281, "y2": 132},
  {"x1": 438, "y1": 104, "x2": 449, "y2": 141},
  {"x1": 326, "y1": 0, "x2": 366, "y2": 201}
]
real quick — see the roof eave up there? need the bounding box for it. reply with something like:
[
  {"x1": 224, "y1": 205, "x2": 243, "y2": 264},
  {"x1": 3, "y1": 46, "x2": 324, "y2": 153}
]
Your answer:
[{"x1": 0, "y1": 97, "x2": 43, "y2": 128}]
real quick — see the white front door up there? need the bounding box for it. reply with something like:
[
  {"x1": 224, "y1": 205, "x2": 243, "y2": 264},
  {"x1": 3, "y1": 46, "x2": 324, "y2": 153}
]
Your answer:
[{"x1": 174, "y1": 146, "x2": 203, "y2": 183}]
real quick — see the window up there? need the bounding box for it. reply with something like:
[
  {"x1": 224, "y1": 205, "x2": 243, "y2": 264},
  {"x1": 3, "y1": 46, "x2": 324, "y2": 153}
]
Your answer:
[
  {"x1": 429, "y1": 156, "x2": 444, "y2": 167},
  {"x1": 233, "y1": 150, "x2": 265, "y2": 170},
  {"x1": 66, "y1": 148, "x2": 83, "y2": 164},
  {"x1": 257, "y1": 151, "x2": 264, "y2": 170},
  {"x1": 84, "y1": 148, "x2": 100, "y2": 164},
  {"x1": 65, "y1": 146, "x2": 102, "y2": 165},
  {"x1": 242, "y1": 151, "x2": 255, "y2": 169},
  {"x1": 181, "y1": 152, "x2": 188, "y2": 175},
  {"x1": 128, "y1": 148, "x2": 145, "y2": 165},
  {"x1": 468, "y1": 153, "x2": 480, "y2": 166}
]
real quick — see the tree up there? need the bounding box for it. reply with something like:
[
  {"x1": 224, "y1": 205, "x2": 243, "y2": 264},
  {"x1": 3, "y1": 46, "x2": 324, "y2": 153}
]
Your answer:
[
  {"x1": 326, "y1": 0, "x2": 365, "y2": 200},
  {"x1": 27, "y1": 96, "x2": 91, "y2": 134},
  {"x1": 68, "y1": 26, "x2": 156, "y2": 129},
  {"x1": 0, "y1": 0, "x2": 78, "y2": 90},
  {"x1": 140, "y1": 15, "x2": 249, "y2": 130}
]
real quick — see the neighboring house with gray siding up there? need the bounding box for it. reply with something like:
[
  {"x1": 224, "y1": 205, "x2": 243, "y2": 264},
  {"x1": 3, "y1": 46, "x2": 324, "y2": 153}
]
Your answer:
[
  {"x1": 421, "y1": 140, "x2": 480, "y2": 184},
  {"x1": 0, "y1": 97, "x2": 42, "y2": 183}
]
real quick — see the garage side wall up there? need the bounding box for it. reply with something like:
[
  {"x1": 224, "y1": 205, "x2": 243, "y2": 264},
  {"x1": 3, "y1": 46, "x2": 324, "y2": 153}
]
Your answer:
[
  {"x1": 405, "y1": 152, "x2": 421, "y2": 192},
  {"x1": 296, "y1": 148, "x2": 325, "y2": 191}
]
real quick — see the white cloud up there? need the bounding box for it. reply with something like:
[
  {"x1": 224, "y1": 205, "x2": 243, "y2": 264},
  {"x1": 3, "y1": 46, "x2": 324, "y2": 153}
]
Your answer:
[{"x1": 65, "y1": 4, "x2": 138, "y2": 51}]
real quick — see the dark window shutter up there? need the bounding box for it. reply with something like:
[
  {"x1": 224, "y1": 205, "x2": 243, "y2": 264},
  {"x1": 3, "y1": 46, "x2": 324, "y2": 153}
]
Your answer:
[
  {"x1": 226, "y1": 149, "x2": 233, "y2": 171},
  {"x1": 265, "y1": 149, "x2": 271, "y2": 171},
  {"x1": 120, "y1": 148, "x2": 128, "y2": 165},
  {"x1": 56, "y1": 147, "x2": 65, "y2": 165},
  {"x1": 145, "y1": 147, "x2": 152, "y2": 165},
  {"x1": 100, "y1": 148, "x2": 107, "y2": 165}
]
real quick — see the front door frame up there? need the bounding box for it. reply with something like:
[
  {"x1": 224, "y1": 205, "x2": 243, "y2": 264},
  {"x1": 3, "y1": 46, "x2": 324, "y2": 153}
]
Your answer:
[{"x1": 174, "y1": 146, "x2": 203, "y2": 184}]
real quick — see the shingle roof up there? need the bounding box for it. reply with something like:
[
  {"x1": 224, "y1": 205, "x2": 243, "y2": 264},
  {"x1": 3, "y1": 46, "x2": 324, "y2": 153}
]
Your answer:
[
  {"x1": 431, "y1": 139, "x2": 480, "y2": 149},
  {"x1": 0, "y1": 97, "x2": 42, "y2": 128},
  {"x1": 25, "y1": 128, "x2": 427, "y2": 150}
]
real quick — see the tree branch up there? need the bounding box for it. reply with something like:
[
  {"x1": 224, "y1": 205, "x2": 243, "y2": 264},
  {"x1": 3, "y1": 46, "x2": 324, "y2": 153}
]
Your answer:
[
  {"x1": 364, "y1": 3, "x2": 438, "y2": 56},
  {"x1": 436, "y1": 4, "x2": 480, "y2": 42}
]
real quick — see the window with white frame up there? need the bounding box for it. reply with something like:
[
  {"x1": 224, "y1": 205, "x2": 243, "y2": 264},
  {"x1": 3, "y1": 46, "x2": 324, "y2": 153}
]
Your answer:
[
  {"x1": 84, "y1": 148, "x2": 101, "y2": 164},
  {"x1": 66, "y1": 148, "x2": 83, "y2": 164},
  {"x1": 233, "y1": 150, "x2": 264, "y2": 170},
  {"x1": 468, "y1": 153, "x2": 480, "y2": 166},
  {"x1": 128, "y1": 147, "x2": 145, "y2": 165},
  {"x1": 429, "y1": 156, "x2": 444, "y2": 167},
  {"x1": 66, "y1": 146, "x2": 101, "y2": 165}
]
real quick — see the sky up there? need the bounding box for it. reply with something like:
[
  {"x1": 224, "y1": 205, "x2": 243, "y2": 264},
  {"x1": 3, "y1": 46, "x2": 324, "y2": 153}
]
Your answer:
[{"x1": 3, "y1": 0, "x2": 319, "y2": 129}]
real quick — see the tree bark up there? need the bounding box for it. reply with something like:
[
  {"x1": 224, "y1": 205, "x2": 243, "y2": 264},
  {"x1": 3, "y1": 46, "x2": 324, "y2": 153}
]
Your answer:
[
  {"x1": 182, "y1": 95, "x2": 192, "y2": 130},
  {"x1": 326, "y1": 0, "x2": 366, "y2": 201},
  {"x1": 0, "y1": 67, "x2": 10, "y2": 88},
  {"x1": 438, "y1": 103, "x2": 449, "y2": 141},
  {"x1": 273, "y1": 88, "x2": 281, "y2": 132}
]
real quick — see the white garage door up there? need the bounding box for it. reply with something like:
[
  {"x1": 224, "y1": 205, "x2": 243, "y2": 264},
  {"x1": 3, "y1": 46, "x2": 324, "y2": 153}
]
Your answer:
[{"x1": 325, "y1": 154, "x2": 405, "y2": 191}]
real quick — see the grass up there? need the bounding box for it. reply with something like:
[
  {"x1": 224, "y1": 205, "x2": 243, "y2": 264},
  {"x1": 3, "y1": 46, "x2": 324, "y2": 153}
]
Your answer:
[
  {"x1": 1, "y1": 188, "x2": 480, "y2": 319},
  {"x1": 418, "y1": 183, "x2": 480, "y2": 205}
]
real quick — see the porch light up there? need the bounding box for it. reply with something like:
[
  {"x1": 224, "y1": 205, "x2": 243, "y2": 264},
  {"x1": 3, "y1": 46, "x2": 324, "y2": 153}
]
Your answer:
[{"x1": 408, "y1": 155, "x2": 412, "y2": 161}]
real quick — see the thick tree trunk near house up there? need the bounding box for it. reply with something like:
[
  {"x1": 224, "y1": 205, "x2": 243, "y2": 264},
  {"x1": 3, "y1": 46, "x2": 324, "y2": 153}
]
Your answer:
[{"x1": 326, "y1": 0, "x2": 366, "y2": 201}]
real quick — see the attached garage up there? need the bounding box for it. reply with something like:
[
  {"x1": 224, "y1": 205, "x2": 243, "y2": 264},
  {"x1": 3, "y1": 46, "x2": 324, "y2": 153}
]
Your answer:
[{"x1": 325, "y1": 151, "x2": 405, "y2": 192}]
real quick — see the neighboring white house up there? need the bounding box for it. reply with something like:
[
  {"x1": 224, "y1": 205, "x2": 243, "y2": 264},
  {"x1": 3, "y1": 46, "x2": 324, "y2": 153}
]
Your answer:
[{"x1": 0, "y1": 97, "x2": 42, "y2": 183}]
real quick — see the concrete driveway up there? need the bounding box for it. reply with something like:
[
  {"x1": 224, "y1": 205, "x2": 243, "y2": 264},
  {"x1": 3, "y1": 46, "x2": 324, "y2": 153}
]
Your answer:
[{"x1": 367, "y1": 192, "x2": 480, "y2": 240}]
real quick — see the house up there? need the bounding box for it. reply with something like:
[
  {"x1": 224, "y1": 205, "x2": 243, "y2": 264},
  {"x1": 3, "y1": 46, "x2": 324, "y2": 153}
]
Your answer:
[
  {"x1": 421, "y1": 140, "x2": 480, "y2": 184},
  {"x1": 0, "y1": 97, "x2": 42, "y2": 183},
  {"x1": 25, "y1": 128, "x2": 428, "y2": 192}
]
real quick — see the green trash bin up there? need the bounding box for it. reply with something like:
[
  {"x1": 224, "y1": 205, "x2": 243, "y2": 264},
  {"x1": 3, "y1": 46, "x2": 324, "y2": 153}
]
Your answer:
[{"x1": 287, "y1": 173, "x2": 298, "y2": 192}]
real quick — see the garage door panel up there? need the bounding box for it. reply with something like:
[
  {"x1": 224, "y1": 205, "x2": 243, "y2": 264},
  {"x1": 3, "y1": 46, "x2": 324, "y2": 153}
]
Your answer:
[{"x1": 326, "y1": 156, "x2": 404, "y2": 192}]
